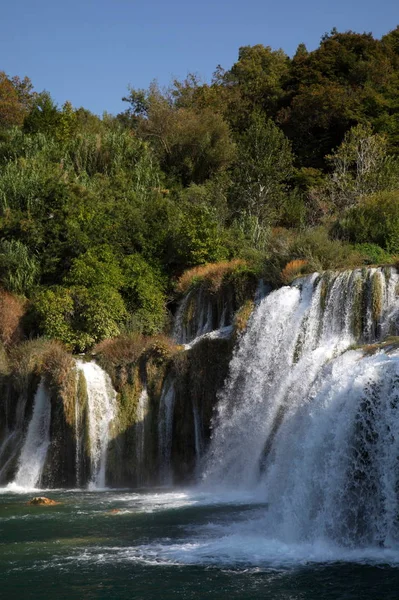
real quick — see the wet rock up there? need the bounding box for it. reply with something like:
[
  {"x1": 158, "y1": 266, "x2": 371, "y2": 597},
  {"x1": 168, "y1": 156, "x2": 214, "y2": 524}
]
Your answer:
[{"x1": 28, "y1": 496, "x2": 59, "y2": 506}]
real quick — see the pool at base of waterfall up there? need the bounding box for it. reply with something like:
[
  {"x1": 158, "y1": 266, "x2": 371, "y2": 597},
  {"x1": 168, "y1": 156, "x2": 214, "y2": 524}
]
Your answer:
[{"x1": 1, "y1": 489, "x2": 399, "y2": 600}]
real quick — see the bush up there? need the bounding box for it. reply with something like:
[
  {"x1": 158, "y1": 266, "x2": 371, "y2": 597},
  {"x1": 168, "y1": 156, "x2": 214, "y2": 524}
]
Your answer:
[
  {"x1": 172, "y1": 203, "x2": 228, "y2": 267},
  {"x1": 263, "y1": 227, "x2": 364, "y2": 285},
  {"x1": 288, "y1": 228, "x2": 363, "y2": 272},
  {"x1": 66, "y1": 245, "x2": 124, "y2": 289},
  {"x1": 353, "y1": 243, "x2": 394, "y2": 265},
  {"x1": 121, "y1": 254, "x2": 166, "y2": 334},
  {"x1": 32, "y1": 285, "x2": 127, "y2": 352},
  {"x1": 337, "y1": 191, "x2": 399, "y2": 254}
]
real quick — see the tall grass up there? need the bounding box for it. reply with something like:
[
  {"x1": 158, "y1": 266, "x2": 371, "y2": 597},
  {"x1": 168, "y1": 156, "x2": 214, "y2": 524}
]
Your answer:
[
  {"x1": 175, "y1": 259, "x2": 247, "y2": 294},
  {"x1": 0, "y1": 239, "x2": 39, "y2": 294}
]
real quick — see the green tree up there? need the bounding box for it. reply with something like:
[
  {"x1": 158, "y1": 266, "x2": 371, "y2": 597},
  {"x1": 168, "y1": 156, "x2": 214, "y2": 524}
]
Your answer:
[
  {"x1": 230, "y1": 112, "x2": 294, "y2": 222},
  {"x1": 122, "y1": 83, "x2": 236, "y2": 184},
  {"x1": 325, "y1": 123, "x2": 399, "y2": 210},
  {"x1": 121, "y1": 254, "x2": 166, "y2": 334}
]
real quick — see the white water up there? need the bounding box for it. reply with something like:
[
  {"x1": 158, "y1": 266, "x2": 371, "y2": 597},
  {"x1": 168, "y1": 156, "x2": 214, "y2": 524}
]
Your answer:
[
  {"x1": 203, "y1": 268, "x2": 399, "y2": 548},
  {"x1": 12, "y1": 379, "x2": 51, "y2": 489},
  {"x1": 158, "y1": 378, "x2": 176, "y2": 485},
  {"x1": 135, "y1": 387, "x2": 149, "y2": 483},
  {"x1": 173, "y1": 286, "x2": 234, "y2": 344},
  {"x1": 192, "y1": 400, "x2": 203, "y2": 467},
  {"x1": 76, "y1": 361, "x2": 117, "y2": 489}
]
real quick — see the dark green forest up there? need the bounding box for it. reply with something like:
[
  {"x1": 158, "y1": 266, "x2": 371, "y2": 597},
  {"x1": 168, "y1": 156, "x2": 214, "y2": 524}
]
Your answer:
[{"x1": 1, "y1": 26, "x2": 399, "y2": 351}]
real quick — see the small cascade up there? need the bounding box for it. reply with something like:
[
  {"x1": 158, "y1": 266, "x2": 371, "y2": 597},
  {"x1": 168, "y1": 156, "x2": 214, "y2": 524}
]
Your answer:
[
  {"x1": 192, "y1": 399, "x2": 204, "y2": 468},
  {"x1": 12, "y1": 380, "x2": 51, "y2": 489},
  {"x1": 135, "y1": 387, "x2": 149, "y2": 484},
  {"x1": 173, "y1": 286, "x2": 235, "y2": 345},
  {"x1": 203, "y1": 267, "x2": 399, "y2": 547},
  {"x1": 0, "y1": 390, "x2": 33, "y2": 483},
  {"x1": 158, "y1": 378, "x2": 176, "y2": 485},
  {"x1": 76, "y1": 361, "x2": 117, "y2": 489},
  {"x1": 74, "y1": 376, "x2": 81, "y2": 488}
]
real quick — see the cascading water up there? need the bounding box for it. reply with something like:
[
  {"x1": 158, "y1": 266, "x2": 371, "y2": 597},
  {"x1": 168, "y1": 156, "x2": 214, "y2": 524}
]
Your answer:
[
  {"x1": 203, "y1": 267, "x2": 399, "y2": 547},
  {"x1": 135, "y1": 387, "x2": 149, "y2": 484},
  {"x1": 0, "y1": 386, "x2": 35, "y2": 483},
  {"x1": 158, "y1": 378, "x2": 176, "y2": 485},
  {"x1": 74, "y1": 376, "x2": 81, "y2": 488},
  {"x1": 173, "y1": 286, "x2": 235, "y2": 345},
  {"x1": 76, "y1": 361, "x2": 117, "y2": 489},
  {"x1": 12, "y1": 379, "x2": 51, "y2": 489},
  {"x1": 192, "y1": 399, "x2": 204, "y2": 468}
]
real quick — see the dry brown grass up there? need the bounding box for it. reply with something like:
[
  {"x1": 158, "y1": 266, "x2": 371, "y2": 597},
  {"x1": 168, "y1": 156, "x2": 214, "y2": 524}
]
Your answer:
[
  {"x1": 94, "y1": 334, "x2": 150, "y2": 369},
  {"x1": 0, "y1": 289, "x2": 26, "y2": 347},
  {"x1": 9, "y1": 339, "x2": 72, "y2": 380},
  {"x1": 175, "y1": 259, "x2": 247, "y2": 295},
  {"x1": 95, "y1": 333, "x2": 181, "y2": 371},
  {"x1": 42, "y1": 342, "x2": 74, "y2": 389},
  {"x1": 280, "y1": 260, "x2": 309, "y2": 285},
  {"x1": 145, "y1": 334, "x2": 182, "y2": 364}
]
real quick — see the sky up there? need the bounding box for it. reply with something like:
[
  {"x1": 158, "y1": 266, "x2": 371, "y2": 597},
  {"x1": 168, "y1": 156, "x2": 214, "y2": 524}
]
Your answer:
[{"x1": 1, "y1": 0, "x2": 398, "y2": 116}]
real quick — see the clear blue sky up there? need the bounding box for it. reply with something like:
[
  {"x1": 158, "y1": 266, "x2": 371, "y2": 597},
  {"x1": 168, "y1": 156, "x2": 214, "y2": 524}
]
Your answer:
[{"x1": 2, "y1": 0, "x2": 398, "y2": 116}]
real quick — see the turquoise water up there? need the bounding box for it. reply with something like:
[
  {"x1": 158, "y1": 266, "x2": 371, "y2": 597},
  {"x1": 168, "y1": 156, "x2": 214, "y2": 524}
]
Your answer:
[{"x1": 1, "y1": 489, "x2": 399, "y2": 599}]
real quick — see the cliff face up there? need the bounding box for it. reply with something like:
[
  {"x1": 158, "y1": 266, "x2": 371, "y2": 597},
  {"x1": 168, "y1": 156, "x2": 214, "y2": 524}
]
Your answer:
[{"x1": 0, "y1": 270, "x2": 256, "y2": 488}]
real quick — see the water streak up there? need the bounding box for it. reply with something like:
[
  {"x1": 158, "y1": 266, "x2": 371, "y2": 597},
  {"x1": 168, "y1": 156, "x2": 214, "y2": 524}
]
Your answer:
[
  {"x1": 158, "y1": 378, "x2": 176, "y2": 485},
  {"x1": 76, "y1": 361, "x2": 117, "y2": 489},
  {"x1": 13, "y1": 380, "x2": 51, "y2": 489}
]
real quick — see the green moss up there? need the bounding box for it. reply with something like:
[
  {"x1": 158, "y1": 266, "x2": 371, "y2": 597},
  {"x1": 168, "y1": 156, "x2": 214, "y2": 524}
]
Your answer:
[
  {"x1": 371, "y1": 271, "x2": 383, "y2": 324},
  {"x1": 352, "y1": 336, "x2": 399, "y2": 356},
  {"x1": 319, "y1": 272, "x2": 334, "y2": 313},
  {"x1": 234, "y1": 300, "x2": 254, "y2": 336},
  {"x1": 351, "y1": 275, "x2": 364, "y2": 340},
  {"x1": 115, "y1": 366, "x2": 142, "y2": 435},
  {"x1": 293, "y1": 321, "x2": 307, "y2": 364}
]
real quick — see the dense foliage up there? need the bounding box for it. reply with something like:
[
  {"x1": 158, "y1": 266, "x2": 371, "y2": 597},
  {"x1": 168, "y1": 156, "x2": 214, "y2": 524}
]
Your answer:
[{"x1": 0, "y1": 26, "x2": 399, "y2": 350}]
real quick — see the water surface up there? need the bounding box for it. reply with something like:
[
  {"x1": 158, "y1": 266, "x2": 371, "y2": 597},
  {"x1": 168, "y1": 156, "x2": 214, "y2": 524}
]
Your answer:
[{"x1": 1, "y1": 489, "x2": 398, "y2": 599}]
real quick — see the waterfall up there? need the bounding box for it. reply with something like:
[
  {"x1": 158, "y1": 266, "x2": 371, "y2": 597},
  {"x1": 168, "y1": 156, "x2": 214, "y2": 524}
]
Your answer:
[
  {"x1": 173, "y1": 286, "x2": 235, "y2": 345},
  {"x1": 0, "y1": 388, "x2": 34, "y2": 483},
  {"x1": 74, "y1": 375, "x2": 81, "y2": 488},
  {"x1": 203, "y1": 268, "x2": 399, "y2": 547},
  {"x1": 135, "y1": 387, "x2": 149, "y2": 484},
  {"x1": 192, "y1": 399, "x2": 203, "y2": 467},
  {"x1": 76, "y1": 361, "x2": 117, "y2": 489},
  {"x1": 158, "y1": 378, "x2": 176, "y2": 485},
  {"x1": 12, "y1": 380, "x2": 51, "y2": 489}
]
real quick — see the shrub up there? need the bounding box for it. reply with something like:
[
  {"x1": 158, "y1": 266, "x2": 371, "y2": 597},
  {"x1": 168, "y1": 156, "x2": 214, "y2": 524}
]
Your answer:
[
  {"x1": 32, "y1": 285, "x2": 127, "y2": 352},
  {"x1": 337, "y1": 191, "x2": 399, "y2": 254},
  {"x1": 121, "y1": 254, "x2": 166, "y2": 335},
  {"x1": 353, "y1": 243, "x2": 394, "y2": 265},
  {"x1": 32, "y1": 287, "x2": 75, "y2": 348},
  {"x1": 66, "y1": 245, "x2": 124, "y2": 289},
  {"x1": 288, "y1": 228, "x2": 363, "y2": 272},
  {"x1": 172, "y1": 203, "x2": 228, "y2": 267}
]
